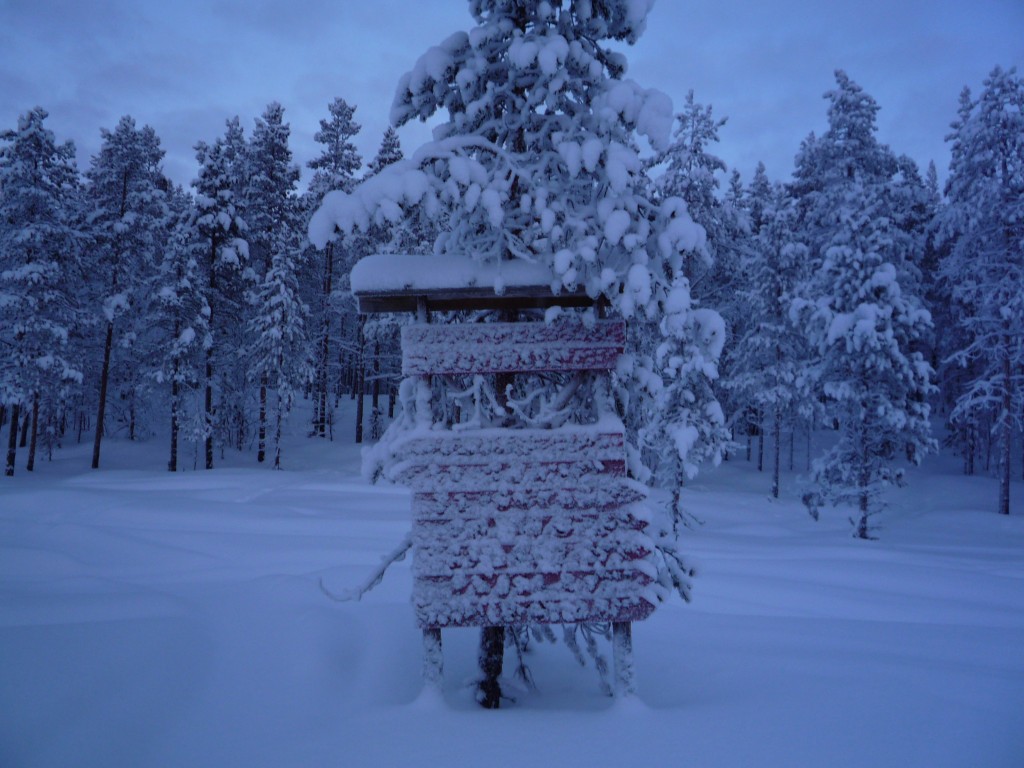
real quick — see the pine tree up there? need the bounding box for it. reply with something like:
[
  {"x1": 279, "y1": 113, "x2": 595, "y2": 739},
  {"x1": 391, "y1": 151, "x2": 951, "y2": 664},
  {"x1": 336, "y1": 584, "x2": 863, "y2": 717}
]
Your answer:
[
  {"x1": 938, "y1": 66, "x2": 1024, "y2": 516},
  {"x1": 248, "y1": 246, "x2": 312, "y2": 468},
  {"x1": 727, "y1": 164, "x2": 813, "y2": 497},
  {"x1": 790, "y1": 72, "x2": 936, "y2": 537},
  {"x1": 245, "y1": 103, "x2": 301, "y2": 461},
  {"x1": 152, "y1": 186, "x2": 209, "y2": 472},
  {"x1": 306, "y1": 98, "x2": 362, "y2": 439},
  {"x1": 368, "y1": 126, "x2": 403, "y2": 178},
  {"x1": 190, "y1": 132, "x2": 249, "y2": 469},
  {"x1": 84, "y1": 116, "x2": 170, "y2": 467},
  {"x1": 0, "y1": 108, "x2": 84, "y2": 476}
]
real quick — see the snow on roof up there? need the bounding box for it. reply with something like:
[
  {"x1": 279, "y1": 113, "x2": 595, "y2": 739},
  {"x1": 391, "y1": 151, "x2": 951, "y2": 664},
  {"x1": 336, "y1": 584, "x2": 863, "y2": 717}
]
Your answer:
[{"x1": 350, "y1": 254, "x2": 556, "y2": 296}]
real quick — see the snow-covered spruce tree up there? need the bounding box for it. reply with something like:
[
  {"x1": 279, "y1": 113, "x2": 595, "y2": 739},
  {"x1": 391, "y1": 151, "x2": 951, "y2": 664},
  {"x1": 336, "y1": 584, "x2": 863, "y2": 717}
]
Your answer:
[
  {"x1": 244, "y1": 102, "x2": 302, "y2": 462},
  {"x1": 311, "y1": 0, "x2": 720, "y2": 479},
  {"x1": 653, "y1": 91, "x2": 743, "y2": 308},
  {"x1": 368, "y1": 126, "x2": 404, "y2": 178},
  {"x1": 84, "y1": 116, "x2": 170, "y2": 467},
  {"x1": 248, "y1": 244, "x2": 313, "y2": 468},
  {"x1": 937, "y1": 67, "x2": 1024, "y2": 516},
  {"x1": 727, "y1": 164, "x2": 813, "y2": 498},
  {"x1": 190, "y1": 131, "x2": 249, "y2": 469},
  {"x1": 310, "y1": 0, "x2": 720, "y2": 697},
  {"x1": 152, "y1": 187, "x2": 210, "y2": 472},
  {"x1": 645, "y1": 91, "x2": 737, "y2": 489},
  {"x1": 0, "y1": 108, "x2": 85, "y2": 476},
  {"x1": 362, "y1": 127, "x2": 417, "y2": 439},
  {"x1": 305, "y1": 97, "x2": 363, "y2": 439},
  {"x1": 790, "y1": 72, "x2": 936, "y2": 537}
]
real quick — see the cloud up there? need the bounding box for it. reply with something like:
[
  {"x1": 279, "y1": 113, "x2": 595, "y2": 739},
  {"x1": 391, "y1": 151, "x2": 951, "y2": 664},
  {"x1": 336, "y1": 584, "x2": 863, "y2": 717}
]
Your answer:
[{"x1": 1, "y1": 0, "x2": 1021, "y2": 189}]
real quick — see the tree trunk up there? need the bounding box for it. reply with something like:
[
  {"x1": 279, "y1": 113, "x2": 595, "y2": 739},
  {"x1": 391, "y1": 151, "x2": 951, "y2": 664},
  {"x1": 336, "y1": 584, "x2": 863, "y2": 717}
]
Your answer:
[
  {"x1": 19, "y1": 407, "x2": 30, "y2": 447},
  {"x1": 169, "y1": 375, "x2": 179, "y2": 472},
  {"x1": 206, "y1": 238, "x2": 216, "y2": 470},
  {"x1": 273, "y1": 387, "x2": 283, "y2": 470},
  {"x1": 771, "y1": 409, "x2": 781, "y2": 499},
  {"x1": 205, "y1": 351, "x2": 214, "y2": 470},
  {"x1": 856, "y1": 439, "x2": 871, "y2": 539},
  {"x1": 966, "y1": 422, "x2": 976, "y2": 475},
  {"x1": 477, "y1": 625, "x2": 505, "y2": 709},
  {"x1": 757, "y1": 410, "x2": 765, "y2": 473},
  {"x1": 355, "y1": 317, "x2": 366, "y2": 444},
  {"x1": 355, "y1": 365, "x2": 365, "y2": 444},
  {"x1": 315, "y1": 242, "x2": 333, "y2": 438},
  {"x1": 258, "y1": 376, "x2": 267, "y2": 463},
  {"x1": 5, "y1": 403, "x2": 19, "y2": 476},
  {"x1": 92, "y1": 321, "x2": 115, "y2": 469},
  {"x1": 998, "y1": 353, "x2": 1012, "y2": 515},
  {"x1": 26, "y1": 393, "x2": 39, "y2": 472},
  {"x1": 806, "y1": 416, "x2": 813, "y2": 472},
  {"x1": 788, "y1": 424, "x2": 795, "y2": 472},
  {"x1": 372, "y1": 340, "x2": 381, "y2": 410}
]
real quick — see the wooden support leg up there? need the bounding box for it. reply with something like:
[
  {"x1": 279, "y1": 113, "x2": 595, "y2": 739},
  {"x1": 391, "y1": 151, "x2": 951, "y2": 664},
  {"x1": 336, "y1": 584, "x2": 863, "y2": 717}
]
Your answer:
[
  {"x1": 612, "y1": 621, "x2": 635, "y2": 696},
  {"x1": 423, "y1": 628, "x2": 443, "y2": 689},
  {"x1": 477, "y1": 625, "x2": 504, "y2": 709}
]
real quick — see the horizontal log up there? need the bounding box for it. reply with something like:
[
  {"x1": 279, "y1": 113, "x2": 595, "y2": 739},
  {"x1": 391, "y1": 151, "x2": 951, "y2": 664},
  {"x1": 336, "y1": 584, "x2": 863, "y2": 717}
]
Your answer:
[
  {"x1": 402, "y1": 320, "x2": 625, "y2": 375},
  {"x1": 412, "y1": 484, "x2": 647, "y2": 517},
  {"x1": 412, "y1": 516, "x2": 653, "y2": 574}
]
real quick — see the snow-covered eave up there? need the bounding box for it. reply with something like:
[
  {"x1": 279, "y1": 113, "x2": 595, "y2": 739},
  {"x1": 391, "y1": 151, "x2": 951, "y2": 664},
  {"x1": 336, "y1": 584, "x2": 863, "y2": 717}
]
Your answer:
[{"x1": 351, "y1": 253, "x2": 597, "y2": 315}]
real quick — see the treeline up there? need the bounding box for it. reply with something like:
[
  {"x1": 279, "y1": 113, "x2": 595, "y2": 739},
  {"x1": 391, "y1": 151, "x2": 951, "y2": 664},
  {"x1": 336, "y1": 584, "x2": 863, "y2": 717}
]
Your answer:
[
  {"x1": 1, "y1": 67, "x2": 1020, "y2": 521},
  {"x1": 0, "y1": 98, "x2": 416, "y2": 474}
]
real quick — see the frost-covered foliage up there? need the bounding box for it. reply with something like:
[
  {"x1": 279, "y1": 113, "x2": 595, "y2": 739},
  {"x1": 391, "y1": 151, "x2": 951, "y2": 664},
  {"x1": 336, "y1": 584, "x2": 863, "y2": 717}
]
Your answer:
[
  {"x1": 368, "y1": 126, "x2": 404, "y2": 178},
  {"x1": 242, "y1": 103, "x2": 308, "y2": 464},
  {"x1": 0, "y1": 108, "x2": 84, "y2": 474},
  {"x1": 308, "y1": 98, "x2": 363, "y2": 204},
  {"x1": 304, "y1": 97, "x2": 364, "y2": 440},
  {"x1": 249, "y1": 248, "x2": 313, "y2": 468},
  {"x1": 789, "y1": 72, "x2": 936, "y2": 538},
  {"x1": 151, "y1": 190, "x2": 211, "y2": 472},
  {"x1": 310, "y1": 0, "x2": 724, "y2": 488},
  {"x1": 313, "y1": 3, "x2": 723, "y2": 697},
  {"x1": 189, "y1": 127, "x2": 251, "y2": 469},
  {"x1": 726, "y1": 164, "x2": 813, "y2": 498},
  {"x1": 245, "y1": 103, "x2": 301, "y2": 277},
  {"x1": 937, "y1": 66, "x2": 1024, "y2": 516},
  {"x1": 310, "y1": 2, "x2": 701, "y2": 314},
  {"x1": 84, "y1": 115, "x2": 171, "y2": 465}
]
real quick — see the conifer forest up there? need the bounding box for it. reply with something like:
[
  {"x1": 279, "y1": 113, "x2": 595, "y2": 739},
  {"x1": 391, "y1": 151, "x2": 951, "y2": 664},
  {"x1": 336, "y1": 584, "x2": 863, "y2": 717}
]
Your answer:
[{"x1": 3, "y1": 67, "x2": 1021, "y2": 528}]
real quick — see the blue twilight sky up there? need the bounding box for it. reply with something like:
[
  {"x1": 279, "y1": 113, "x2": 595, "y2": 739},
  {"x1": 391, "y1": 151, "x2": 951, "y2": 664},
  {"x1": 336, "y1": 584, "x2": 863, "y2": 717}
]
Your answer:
[{"x1": 1, "y1": 0, "x2": 1021, "y2": 190}]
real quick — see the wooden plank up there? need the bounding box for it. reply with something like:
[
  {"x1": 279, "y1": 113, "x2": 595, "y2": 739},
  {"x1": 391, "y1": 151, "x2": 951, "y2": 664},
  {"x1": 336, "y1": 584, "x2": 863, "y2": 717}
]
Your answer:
[
  {"x1": 413, "y1": 484, "x2": 647, "y2": 517},
  {"x1": 401, "y1": 320, "x2": 625, "y2": 375},
  {"x1": 391, "y1": 428, "x2": 627, "y2": 491},
  {"x1": 409, "y1": 483, "x2": 655, "y2": 629},
  {"x1": 412, "y1": 514, "x2": 652, "y2": 574}
]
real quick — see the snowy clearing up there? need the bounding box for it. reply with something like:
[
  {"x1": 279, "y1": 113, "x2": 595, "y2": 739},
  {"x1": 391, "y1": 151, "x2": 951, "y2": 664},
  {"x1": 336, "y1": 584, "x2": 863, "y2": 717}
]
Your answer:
[{"x1": 1, "y1": 404, "x2": 1022, "y2": 768}]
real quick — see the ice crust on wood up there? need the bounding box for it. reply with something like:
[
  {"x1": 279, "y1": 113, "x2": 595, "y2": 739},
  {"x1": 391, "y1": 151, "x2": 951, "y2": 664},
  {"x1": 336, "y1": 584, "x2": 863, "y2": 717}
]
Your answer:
[
  {"x1": 372, "y1": 307, "x2": 659, "y2": 632},
  {"x1": 402, "y1": 320, "x2": 625, "y2": 376},
  {"x1": 385, "y1": 422, "x2": 658, "y2": 629}
]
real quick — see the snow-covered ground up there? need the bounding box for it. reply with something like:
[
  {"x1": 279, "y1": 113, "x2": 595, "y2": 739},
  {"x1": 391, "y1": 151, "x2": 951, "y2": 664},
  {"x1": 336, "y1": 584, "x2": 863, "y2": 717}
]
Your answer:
[{"x1": 2, "y1": 404, "x2": 1022, "y2": 767}]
